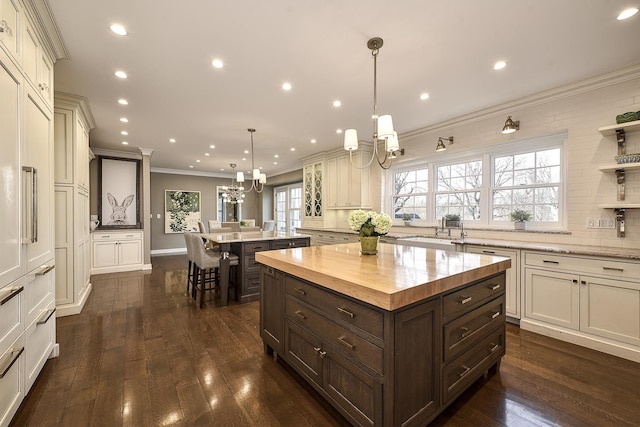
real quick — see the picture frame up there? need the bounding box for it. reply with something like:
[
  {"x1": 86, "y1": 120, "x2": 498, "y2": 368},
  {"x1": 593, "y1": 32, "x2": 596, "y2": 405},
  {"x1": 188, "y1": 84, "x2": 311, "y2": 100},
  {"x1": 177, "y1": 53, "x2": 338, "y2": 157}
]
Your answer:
[
  {"x1": 97, "y1": 156, "x2": 141, "y2": 229},
  {"x1": 165, "y1": 190, "x2": 201, "y2": 233}
]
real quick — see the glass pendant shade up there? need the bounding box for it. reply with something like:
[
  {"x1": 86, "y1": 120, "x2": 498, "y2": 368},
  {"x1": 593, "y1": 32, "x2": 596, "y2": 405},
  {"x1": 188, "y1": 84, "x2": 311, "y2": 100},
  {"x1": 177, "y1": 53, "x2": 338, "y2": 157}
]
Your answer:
[
  {"x1": 377, "y1": 115, "x2": 395, "y2": 139},
  {"x1": 386, "y1": 131, "x2": 399, "y2": 152},
  {"x1": 236, "y1": 172, "x2": 245, "y2": 182},
  {"x1": 252, "y1": 168, "x2": 261, "y2": 180},
  {"x1": 344, "y1": 129, "x2": 358, "y2": 151},
  {"x1": 259, "y1": 173, "x2": 267, "y2": 184}
]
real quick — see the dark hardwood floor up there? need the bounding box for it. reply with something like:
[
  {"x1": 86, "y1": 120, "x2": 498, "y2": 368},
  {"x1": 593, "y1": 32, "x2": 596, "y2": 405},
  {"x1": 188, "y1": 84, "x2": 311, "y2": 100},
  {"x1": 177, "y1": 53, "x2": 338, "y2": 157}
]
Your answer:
[{"x1": 11, "y1": 254, "x2": 640, "y2": 426}]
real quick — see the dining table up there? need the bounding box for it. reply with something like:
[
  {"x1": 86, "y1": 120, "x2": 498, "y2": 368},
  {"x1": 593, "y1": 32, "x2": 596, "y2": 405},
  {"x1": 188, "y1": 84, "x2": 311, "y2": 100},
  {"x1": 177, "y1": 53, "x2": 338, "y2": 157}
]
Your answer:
[{"x1": 200, "y1": 230, "x2": 310, "y2": 305}]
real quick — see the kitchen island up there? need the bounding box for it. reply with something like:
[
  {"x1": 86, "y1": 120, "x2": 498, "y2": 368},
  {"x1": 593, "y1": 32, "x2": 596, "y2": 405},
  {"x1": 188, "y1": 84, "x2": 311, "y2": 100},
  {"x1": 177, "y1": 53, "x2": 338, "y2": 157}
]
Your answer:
[{"x1": 256, "y1": 242, "x2": 511, "y2": 426}]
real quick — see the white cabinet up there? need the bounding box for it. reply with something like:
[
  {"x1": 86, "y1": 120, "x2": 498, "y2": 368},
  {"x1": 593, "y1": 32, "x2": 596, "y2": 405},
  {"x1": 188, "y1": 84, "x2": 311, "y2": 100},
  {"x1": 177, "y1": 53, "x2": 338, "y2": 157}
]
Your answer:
[
  {"x1": 54, "y1": 93, "x2": 95, "y2": 316},
  {"x1": 522, "y1": 251, "x2": 640, "y2": 361},
  {"x1": 325, "y1": 150, "x2": 372, "y2": 209},
  {"x1": 303, "y1": 159, "x2": 323, "y2": 220},
  {"x1": 0, "y1": 0, "x2": 21, "y2": 59},
  {"x1": 465, "y1": 245, "x2": 520, "y2": 320},
  {"x1": 21, "y1": 16, "x2": 53, "y2": 108},
  {"x1": 91, "y1": 231, "x2": 143, "y2": 274}
]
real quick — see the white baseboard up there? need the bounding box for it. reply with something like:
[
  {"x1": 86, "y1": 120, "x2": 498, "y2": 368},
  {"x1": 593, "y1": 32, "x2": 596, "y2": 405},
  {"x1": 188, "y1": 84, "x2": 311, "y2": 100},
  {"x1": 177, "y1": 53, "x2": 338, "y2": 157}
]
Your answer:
[
  {"x1": 143, "y1": 263, "x2": 152, "y2": 270},
  {"x1": 50, "y1": 343, "x2": 60, "y2": 359},
  {"x1": 151, "y1": 248, "x2": 187, "y2": 256},
  {"x1": 56, "y1": 282, "x2": 92, "y2": 317}
]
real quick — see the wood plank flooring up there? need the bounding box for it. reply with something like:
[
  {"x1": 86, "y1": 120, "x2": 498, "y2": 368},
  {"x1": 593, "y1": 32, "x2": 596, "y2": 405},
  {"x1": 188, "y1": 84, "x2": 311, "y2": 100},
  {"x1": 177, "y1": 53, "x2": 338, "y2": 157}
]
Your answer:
[{"x1": 11, "y1": 254, "x2": 640, "y2": 426}]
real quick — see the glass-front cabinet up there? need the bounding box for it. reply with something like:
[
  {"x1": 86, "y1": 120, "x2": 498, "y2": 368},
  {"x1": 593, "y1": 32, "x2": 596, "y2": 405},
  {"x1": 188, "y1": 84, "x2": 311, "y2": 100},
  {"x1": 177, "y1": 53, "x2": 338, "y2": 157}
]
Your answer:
[{"x1": 304, "y1": 160, "x2": 323, "y2": 218}]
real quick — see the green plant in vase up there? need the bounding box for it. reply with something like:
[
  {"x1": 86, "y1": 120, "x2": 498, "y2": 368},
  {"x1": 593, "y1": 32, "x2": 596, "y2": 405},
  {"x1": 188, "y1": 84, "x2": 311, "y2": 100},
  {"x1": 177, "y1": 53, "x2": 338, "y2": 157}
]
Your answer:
[
  {"x1": 510, "y1": 209, "x2": 532, "y2": 230},
  {"x1": 348, "y1": 210, "x2": 392, "y2": 255}
]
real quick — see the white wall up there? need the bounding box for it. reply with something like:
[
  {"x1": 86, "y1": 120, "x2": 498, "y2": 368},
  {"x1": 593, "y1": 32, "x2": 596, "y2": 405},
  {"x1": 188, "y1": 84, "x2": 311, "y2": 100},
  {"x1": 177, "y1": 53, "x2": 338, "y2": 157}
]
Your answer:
[{"x1": 391, "y1": 66, "x2": 640, "y2": 249}]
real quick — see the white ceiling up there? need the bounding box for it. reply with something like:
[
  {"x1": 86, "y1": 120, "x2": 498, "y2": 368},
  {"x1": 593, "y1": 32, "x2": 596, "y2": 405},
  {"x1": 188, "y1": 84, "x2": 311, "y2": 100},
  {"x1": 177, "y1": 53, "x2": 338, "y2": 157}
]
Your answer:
[{"x1": 49, "y1": 0, "x2": 640, "y2": 178}]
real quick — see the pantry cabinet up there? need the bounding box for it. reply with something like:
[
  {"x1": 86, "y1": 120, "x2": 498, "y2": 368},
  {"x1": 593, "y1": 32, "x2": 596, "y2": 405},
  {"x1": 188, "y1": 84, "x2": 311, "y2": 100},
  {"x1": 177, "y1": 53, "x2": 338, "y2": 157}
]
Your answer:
[{"x1": 325, "y1": 149, "x2": 372, "y2": 209}]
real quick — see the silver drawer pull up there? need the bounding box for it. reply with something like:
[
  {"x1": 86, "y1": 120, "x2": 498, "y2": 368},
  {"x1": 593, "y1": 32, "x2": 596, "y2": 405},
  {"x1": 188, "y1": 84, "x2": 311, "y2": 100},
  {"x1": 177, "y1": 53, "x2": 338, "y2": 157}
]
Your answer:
[
  {"x1": 489, "y1": 343, "x2": 500, "y2": 352},
  {"x1": 318, "y1": 350, "x2": 327, "y2": 358},
  {"x1": 0, "y1": 347, "x2": 24, "y2": 379},
  {"x1": 294, "y1": 310, "x2": 306, "y2": 320},
  {"x1": 460, "y1": 327, "x2": 472, "y2": 338},
  {"x1": 482, "y1": 250, "x2": 495, "y2": 254},
  {"x1": 491, "y1": 311, "x2": 500, "y2": 319},
  {"x1": 294, "y1": 287, "x2": 306, "y2": 296},
  {"x1": 543, "y1": 260, "x2": 559, "y2": 264},
  {"x1": 1, "y1": 286, "x2": 23, "y2": 306},
  {"x1": 458, "y1": 365, "x2": 471, "y2": 378},
  {"x1": 37, "y1": 308, "x2": 56, "y2": 325},
  {"x1": 337, "y1": 336, "x2": 355, "y2": 350},
  {"x1": 460, "y1": 296, "x2": 472, "y2": 305},
  {"x1": 488, "y1": 284, "x2": 500, "y2": 291},
  {"x1": 313, "y1": 346, "x2": 321, "y2": 353},
  {"x1": 602, "y1": 266, "x2": 624, "y2": 272},
  {"x1": 337, "y1": 307, "x2": 355, "y2": 318},
  {"x1": 35, "y1": 264, "x2": 55, "y2": 276}
]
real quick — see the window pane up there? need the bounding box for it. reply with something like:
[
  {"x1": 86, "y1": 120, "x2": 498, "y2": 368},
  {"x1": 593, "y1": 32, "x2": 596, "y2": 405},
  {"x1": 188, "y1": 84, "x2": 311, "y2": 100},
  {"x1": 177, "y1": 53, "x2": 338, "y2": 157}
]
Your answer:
[{"x1": 393, "y1": 168, "x2": 428, "y2": 218}]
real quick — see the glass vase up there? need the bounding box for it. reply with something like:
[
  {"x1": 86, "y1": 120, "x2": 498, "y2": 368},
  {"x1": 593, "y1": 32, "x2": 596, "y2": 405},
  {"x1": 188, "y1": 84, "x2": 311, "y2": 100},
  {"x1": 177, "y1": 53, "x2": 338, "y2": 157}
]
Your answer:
[{"x1": 360, "y1": 236, "x2": 379, "y2": 255}]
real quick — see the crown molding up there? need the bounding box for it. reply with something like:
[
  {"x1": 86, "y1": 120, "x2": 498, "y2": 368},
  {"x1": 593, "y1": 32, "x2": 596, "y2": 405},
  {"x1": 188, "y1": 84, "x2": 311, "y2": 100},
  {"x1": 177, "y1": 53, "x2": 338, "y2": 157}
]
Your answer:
[
  {"x1": 402, "y1": 63, "x2": 640, "y2": 139},
  {"x1": 54, "y1": 92, "x2": 96, "y2": 129},
  {"x1": 23, "y1": 0, "x2": 69, "y2": 61},
  {"x1": 150, "y1": 167, "x2": 230, "y2": 178},
  {"x1": 91, "y1": 148, "x2": 141, "y2": 160}
]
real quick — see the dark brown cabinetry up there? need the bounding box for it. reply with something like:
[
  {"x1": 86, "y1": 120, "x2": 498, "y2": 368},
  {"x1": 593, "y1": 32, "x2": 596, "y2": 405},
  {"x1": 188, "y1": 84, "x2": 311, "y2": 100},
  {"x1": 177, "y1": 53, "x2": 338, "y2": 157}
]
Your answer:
[{"x1": 260, "y1": 267, "x2": 506, "y2": 426}]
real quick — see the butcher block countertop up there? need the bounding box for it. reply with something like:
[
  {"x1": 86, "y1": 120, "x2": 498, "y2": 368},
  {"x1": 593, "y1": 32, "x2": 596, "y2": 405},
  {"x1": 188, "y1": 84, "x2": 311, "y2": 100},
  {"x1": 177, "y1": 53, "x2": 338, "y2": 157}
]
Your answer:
[{"x1": 256, "y1": 242, "x2": 511, "y2": 311}]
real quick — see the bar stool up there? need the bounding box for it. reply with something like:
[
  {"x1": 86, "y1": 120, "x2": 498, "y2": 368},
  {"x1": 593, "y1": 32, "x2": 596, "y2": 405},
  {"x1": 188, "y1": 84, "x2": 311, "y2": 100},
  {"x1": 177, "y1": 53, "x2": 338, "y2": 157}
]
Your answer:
[{"x1": 183, "y1": 232, "x2": 197, "y2": 299}]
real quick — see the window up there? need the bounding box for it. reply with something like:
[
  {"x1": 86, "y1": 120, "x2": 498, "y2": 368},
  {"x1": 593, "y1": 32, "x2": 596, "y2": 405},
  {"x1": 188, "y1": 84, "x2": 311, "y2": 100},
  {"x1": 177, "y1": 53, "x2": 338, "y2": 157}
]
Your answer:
[
  {"x1": 392, "y1": 168, "x2": 428, "y2": 219},
  {"x1": 492, "y1": 148, "x2": 560, "y2": 222},
  {"x1": 274, "y1": 184, "x2": 302, "y2": 233},
  {"x1": 435, "y1": 160, "x2": 482, "y2": 220}
]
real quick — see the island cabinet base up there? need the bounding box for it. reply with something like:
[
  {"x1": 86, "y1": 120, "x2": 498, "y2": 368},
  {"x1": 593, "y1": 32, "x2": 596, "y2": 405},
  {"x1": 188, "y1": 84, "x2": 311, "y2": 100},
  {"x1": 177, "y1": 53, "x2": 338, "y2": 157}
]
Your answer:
[{"x1": 260, "y1": 266, "x2": 506, "y2": 426}]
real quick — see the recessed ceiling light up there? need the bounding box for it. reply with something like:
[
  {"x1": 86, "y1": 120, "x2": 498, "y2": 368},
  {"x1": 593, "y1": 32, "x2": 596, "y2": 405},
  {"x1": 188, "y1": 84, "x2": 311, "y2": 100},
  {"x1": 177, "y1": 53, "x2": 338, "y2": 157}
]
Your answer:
[
  {"x1": 336, "y1": 129, "x2": 343, "y2": 134},
  {"x1": 244, "y1": 150, "x2": 249, "y2": 154},
  {"x1": 109, "y1": 24, "x2": 128, "y2": 36},
  {"x1": 169, "y1": 138, "x2": 176, "y2": 143},
  {"x1": 242, "y1": 157, "x2": 247, "y2": 161},
  {"x1": 189, "y1": 165, "x2": 194, "y2": 168},
  {"x1": 282, "y1": 82, "x2": 292, "y2": 91},
  {"x1": 274, "y1": 154, "x2": 279, "y2": 158},
  {"x1": 196, "y1": 159, "x2": 200, "y2": 163},
  {"x1": 121, "y1": 131, "x2": 128, "y2": 135},
  {"x1": 617, "y1": 8, "x2": 638, "y2": 20},
  {"x1": 204, "y1": 153, "x2": 210, "y2": 156},
  {"x1": 333, "y1": 100, "x2": 342, "y2": 107},
  {"x1": 273, "y1": 162, "x2": 278, "y2": 165},
  {"x1": 211, "y1": 59, "x2": 224, "y2": 69},
  {"x1": 493, "y1": 61, "x2": 507, "y2": 70},
  {"x1": 115, "y1": 70, "x2": 128, "y2": 79},
  {"x1": 290, "y1": 148, "x2": 295, "y2": 151},
  {"x1": 420, "y1": 93, "x2": 430, "y2": 101},
  {"x1": 118, "y1": 99, "x2": 128, "y2": 105},
  {"x1": 122, "y1": 141, "x2": 128, "y2": 145},
  {"x1": 310, "y1": 139, "x2": 316, "y2": 144},
  {"x1": 209, "y1": 144, "x2": 215, "y2": 149},
  {"x1": 120, "y1": 117, "x2": 128, "y2": 122}
]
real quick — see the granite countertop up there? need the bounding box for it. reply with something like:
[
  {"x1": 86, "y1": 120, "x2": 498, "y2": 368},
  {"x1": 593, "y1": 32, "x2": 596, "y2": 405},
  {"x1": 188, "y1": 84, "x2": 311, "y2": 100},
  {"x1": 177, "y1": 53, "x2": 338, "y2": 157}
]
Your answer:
[
  {"x1": 256, "y1": 242, "x2": 511, "y2": 311},
  {"x1": 456, "y1": 238, "x2": 640, "y2": 260}
]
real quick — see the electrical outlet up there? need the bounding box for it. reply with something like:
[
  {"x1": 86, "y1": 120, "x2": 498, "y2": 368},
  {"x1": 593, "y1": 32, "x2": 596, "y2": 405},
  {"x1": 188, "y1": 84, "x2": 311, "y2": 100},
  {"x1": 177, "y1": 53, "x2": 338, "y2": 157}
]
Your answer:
[
  {"x1": 587, "y1": 218, "x2": 596, "y2": 228},
  {"x1": 587, "y1": 217, "x2": 615, "y2": 229}
]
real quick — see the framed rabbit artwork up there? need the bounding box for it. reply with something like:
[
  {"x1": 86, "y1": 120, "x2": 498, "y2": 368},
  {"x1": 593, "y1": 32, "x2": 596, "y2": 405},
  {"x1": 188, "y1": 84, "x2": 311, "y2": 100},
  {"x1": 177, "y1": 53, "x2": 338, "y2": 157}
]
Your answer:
[{"x1": 97, "y1": 156, "x2": 141, "y2": 229}]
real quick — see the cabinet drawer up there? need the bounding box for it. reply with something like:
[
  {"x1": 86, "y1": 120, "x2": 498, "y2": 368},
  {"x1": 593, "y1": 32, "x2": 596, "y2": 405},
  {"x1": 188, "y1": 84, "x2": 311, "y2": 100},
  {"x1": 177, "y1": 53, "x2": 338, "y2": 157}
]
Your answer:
[
  {"x1": 243, "y1": 241, "x2": 271, "y2": 253},
  {"x1": 524, "y1": 251, "x2": 640, "y2": 280},
  {"x1": 243, "y1": 253, "x2": 260, "y2": 271},
  {"x1": 286, "y1": 297, "x2": 383, "y2": 375},
  {"x1": 444, "y1": 296, "x2": 505, "y2": 363},
  {"x1": 285, "y1": 276, "x2": 384, "y2": 341},
  {"x1": 244, "y1": 272, "x2": 261, "y2": 295},
  {"x1": 25, "y1": 304, "x2": 56, "y2": 392},
  {"x1": 443, "y1": 274, "x2": 505, "y2": 322},
  {"x1": 272, "y1": 239, "x2": 309, "y2": 249},
  {"x1": 0, "y1": 335, "x2": 25, "y2": 427},
  {"x1": 0, "y1": 278, "x2": 24, "y2": 357},
  {"x1": 442, "y1": 325, "x2": 504, "y2": 405},
  {"x1": 25, "y1": 264, "x2": 55, "y2": 326},
  {"x1": 92, "y1": 231, "x2": 142, "y2": 241}
]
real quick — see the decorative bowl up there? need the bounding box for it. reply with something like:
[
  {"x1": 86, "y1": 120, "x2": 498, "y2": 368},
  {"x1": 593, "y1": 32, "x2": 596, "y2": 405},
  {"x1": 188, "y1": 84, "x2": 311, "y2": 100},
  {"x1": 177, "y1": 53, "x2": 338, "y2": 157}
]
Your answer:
[{"x1": 615, "y1": 153, "x2": 640, "y2": 164}]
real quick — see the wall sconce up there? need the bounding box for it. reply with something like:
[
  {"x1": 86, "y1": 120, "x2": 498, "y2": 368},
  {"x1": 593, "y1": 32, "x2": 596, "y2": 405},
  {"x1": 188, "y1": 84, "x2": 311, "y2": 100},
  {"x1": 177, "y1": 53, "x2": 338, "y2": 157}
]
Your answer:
[
  {"x1": 435, "y1": 136, "x2": 454, "y2": 152},
  {"x1": 501, "y1": 116, "x2": 520, "y2": 134}
]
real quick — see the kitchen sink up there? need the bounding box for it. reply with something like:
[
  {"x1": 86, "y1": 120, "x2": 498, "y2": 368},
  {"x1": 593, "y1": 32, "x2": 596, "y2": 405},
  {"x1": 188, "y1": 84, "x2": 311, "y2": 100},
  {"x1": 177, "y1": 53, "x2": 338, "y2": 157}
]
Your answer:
[{"x1": 395, "y1": 236, "x2": 456, "y2": 250}]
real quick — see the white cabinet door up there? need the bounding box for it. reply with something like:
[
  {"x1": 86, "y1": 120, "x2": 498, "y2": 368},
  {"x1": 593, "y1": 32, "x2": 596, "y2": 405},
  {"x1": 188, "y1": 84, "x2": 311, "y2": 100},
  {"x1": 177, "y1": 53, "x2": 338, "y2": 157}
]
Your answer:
[
  {"x1": 580, "y1": 276, "x2": 640, "y2": 346},
  {"x1": 0, "y1": 0, "x2": 21, "y2": 59},
  {"x1": 466, "y1": 246, "x2": 520, "y2": 319},
  {"x1": 524, "y1": 268, "x2": 579, "y2": 330},
  {"x1": 0, "y1": 335, "x2": 25, "y2": 427},
  {"x1": 24, "y1": 90, "x2": 54, "y2": 273},
  {"x1": 92, "y1": 241, "x2": 118, "y2": 269},
  {"x1": 0, "y1": 52, "x2": 24, "y2": 287},
  {"x1": 118, "y1": 240, "x2": 142, "y2": 266}
]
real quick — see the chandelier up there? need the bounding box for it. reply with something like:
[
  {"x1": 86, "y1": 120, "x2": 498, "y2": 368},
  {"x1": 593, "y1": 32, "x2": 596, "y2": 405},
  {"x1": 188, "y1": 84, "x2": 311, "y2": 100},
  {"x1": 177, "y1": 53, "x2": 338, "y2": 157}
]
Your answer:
[
  {"x1": 343, "y1": 37, "x2": 399, "y2": 170},
  {"x1": 237, "y1": 128, "x2": 266, "y2": 193},
  {"x1": 221, "y1": 163, "x2": 245, "y2": 204}
]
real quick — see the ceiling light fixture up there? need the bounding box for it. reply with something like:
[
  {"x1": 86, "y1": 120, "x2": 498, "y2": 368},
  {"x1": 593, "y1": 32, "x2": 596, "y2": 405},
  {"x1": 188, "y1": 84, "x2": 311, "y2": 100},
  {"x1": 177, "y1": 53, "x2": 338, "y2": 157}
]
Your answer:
[
  {"x1": 211, "y1": 59, "x2": 224, "y2": 69},
  {"x1": 115, "y1": 70, "x2": 128, "y2": 79},
  {"x1": 121, "y1": 131, "x2": 128, "y2": 135},
  {"x1": 617, "y1": 8, "x2": 638, "y2": 20},
  {"x1": 282, "y1": 82, "x2": 292, "y2": 91},
  {"x1": 120, "y1": 117, "x2": 128, "y2": 122},
  {"x1": 343, "y1": 37, "x2": 399, "y2": 169},
  {"x1": 118, "y1": 99, "x2": 128, "y2": 105},
  {"x1": 236, "y1": 128, "x2": 266, "y2": 193},
  {"x1": 333, "y1": 100, "x2": 342, "y2": 107},
  {"x1": 420, "y1": 93, "x2": 430, "y2": 101},
  {"x1": 435, "y1": 136, "x2": 454, "y2": 152},
  {"x1": 501, "y1": 116, "x2": 520, "y2": 134},
  {"x1": 221, "y1": 164, "x2": 245, "y2": 204},
  {"x1": 109, "y1": 24, "x2": 127, "y2": 36},
  {"x1": 493, "y1": 61, "x2": 507, "y2": 70}
]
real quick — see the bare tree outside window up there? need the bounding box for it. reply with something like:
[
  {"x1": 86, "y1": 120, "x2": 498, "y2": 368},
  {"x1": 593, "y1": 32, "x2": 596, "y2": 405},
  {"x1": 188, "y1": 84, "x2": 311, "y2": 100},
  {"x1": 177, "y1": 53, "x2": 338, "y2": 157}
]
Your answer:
[
  {"x1": 435, "y1": 161, "x2": 482, "y2": 220},
  {"x1": 393, "y1": 169, "x2": 428, "y2": 219}
]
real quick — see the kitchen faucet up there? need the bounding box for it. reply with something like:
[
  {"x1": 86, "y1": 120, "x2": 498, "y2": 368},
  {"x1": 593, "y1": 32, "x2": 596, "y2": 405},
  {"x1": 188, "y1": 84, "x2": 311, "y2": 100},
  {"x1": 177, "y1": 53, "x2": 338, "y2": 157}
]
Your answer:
[{"x1": 435, "y1": 217, "x2": 451, "y2": 237}]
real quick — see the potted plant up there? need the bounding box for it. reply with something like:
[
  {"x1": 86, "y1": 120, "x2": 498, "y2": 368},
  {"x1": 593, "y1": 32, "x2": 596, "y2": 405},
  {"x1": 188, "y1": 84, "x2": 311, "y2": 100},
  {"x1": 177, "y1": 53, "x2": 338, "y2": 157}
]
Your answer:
[
  {"x1": 510, "y1": 209, "x2": 532, "y2": 230},
  {"x1": 348, "y1": 210, "x2": 392, "y2": 255},
  {"x1": 401, "y1": 213, "x2": 413, "y2": 226},
  {"x1": 444, "y1": 213, "x2": 460, "y2": 228}
]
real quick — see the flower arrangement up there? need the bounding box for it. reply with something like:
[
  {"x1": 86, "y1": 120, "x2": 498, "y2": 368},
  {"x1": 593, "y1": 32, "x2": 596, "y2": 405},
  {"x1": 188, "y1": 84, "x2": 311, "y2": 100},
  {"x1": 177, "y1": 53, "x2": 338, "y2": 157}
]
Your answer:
[{"x1": 348, "y1": 210, "x2": 392, "y2": 237}]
